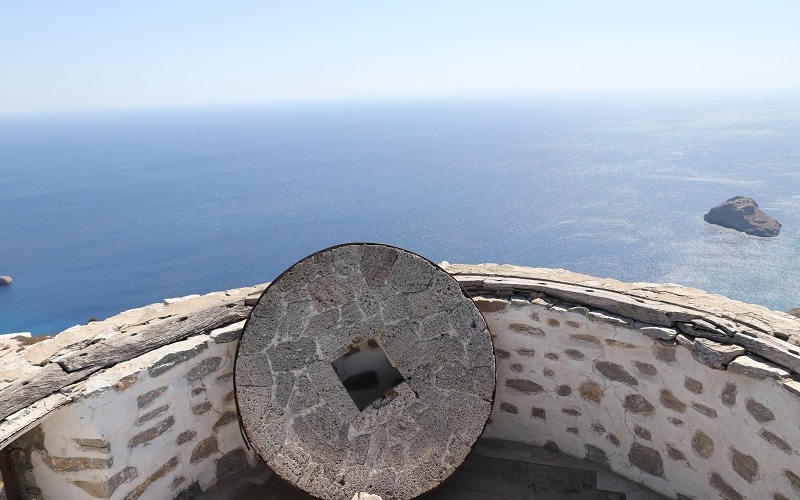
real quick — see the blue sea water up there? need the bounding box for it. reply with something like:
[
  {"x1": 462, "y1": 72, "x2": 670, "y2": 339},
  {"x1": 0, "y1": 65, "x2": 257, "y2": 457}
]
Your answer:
[{"x1": 1, "y1": 94, "x2": 799, "y2": 336}]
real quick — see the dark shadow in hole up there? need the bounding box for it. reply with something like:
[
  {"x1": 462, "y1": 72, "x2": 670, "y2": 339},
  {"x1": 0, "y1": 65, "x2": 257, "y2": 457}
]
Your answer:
[{"x1": 331, "y1": 337, "x2": 406, "y2": 411}]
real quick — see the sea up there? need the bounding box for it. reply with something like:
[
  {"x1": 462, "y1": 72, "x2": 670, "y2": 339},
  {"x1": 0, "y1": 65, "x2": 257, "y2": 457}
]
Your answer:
[{"x1": 2, "y1": 93, "x2": 799, "y2": 336}]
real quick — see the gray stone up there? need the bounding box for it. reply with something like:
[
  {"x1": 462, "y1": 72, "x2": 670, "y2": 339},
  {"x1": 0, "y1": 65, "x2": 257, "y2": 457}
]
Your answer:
[
  {"x1": 628, "y1": 443, "x2": 663, "y2": 477},
  {"x1": 0, "y1": 276, "x2": 12, "y2": 285},
  {"x1": 186, "y1": 357, "x2": 222, "y2": 381},
  {"x1": 213, "y1": 410, "x2": 238, "y2": 429},
  {"x1": 710, "y1": 472, "x2": 744, "y2": 500},
  {"x1": 607, "y1": 434, "x2": 620, "y2": 447},
  {"x1": 634, "y1": 425, "x2": 651, "y2": 441},
  {"x1": 531, "y1": 408, "x2": 546, "y2": 420},
  {"x1": 660, "y1": 389, "x2": 687, "y2": 412},
  {"x1": 591, "y1": 421, "x2": 606, "y2": 434},
  {"x1": 721, "y1": 383, "x2": 737, "y2": 407},
  {"x1": 745, "y1": 397, "x2": 775, "y2": 423},
  {"x1": 209, "y1": 320, "x2": 245, "y2": 343},
  {"x1": 556, "y1": 385, "x2": 572, "y2": 396},
  {"x1": 137, "y1": 386, "x2": 168, "y2": 409},
  {"x1": 760, "y1": 429, "x2": 791, "y2": 454},
  {"x1": 728, "y1": 354, "x2": 791, "y2": 380},
  {"x1": 192, "y1": 402, "x2": 212, "y2": 415},
  {"x1": 691, "y1": 338, "x2": 744, "y2": 369},
  {"x1": 785, "y1": 470, "x2": 800, "y2": 491},
  {"x1": 562, "y1": 408, "x2": 581, "y2": 416},
  {"x1": 691, "y1": 431, "x2": 714, "y2": 459},
  {"x1": 176, "y1": 429, "x2": 197, "y2": 445},
  {"x1": 135, "y1": 404, "x2": 169, "y2": 426},
  {"x1": 235, "y1": 244, "x2": 494, "y2": 500},
  {"x1": 623, "y1": 394, "x2": 654, "y2": 413},
  {"x1": 505, "y1": 379, "x2": 543, "y2": 394},
  {"x1": 128, "y1": 416, "x2": 175, "y2": 448},
  {"x1": 652, "y1": 341, "x2": 676, "y2": 363},
  {"x1": 639, "y1": 325, "x2": 678, "y2": 340},
  {"x1": 499, "y1": 402, "x2": 517, "y2": 414},
  {"x1": 667, "y1": 446, "x2": 685, "y2": 460},
  {"x1": 72, "y1": 466, "x2": 137, "y2": 498},
  {"x1": 148, "y1": 341, "x2": 208, "y2": 377},
  {"x1": 634, "y1": 361, "x2": 657, "y2": 376},
  {"x1": 495, "y1": 349, "x2": 510, "y2": 359},
  {"x1": 579, "y1": 381, "x2": 604, "y2": 403},
  {"x1": 216, "y1": 449, "x2": 249, "y2": 480},
  {"x1": 124, "y1": 456, "x2": 179, "y2": 500},
  {"x1": 731, "y1": 447, "x2": 758, "y2": 482},
  {"x1": 691, "y1": 402, "x2": 717, "y2": 418},
  {"x1": 190, "y1": 437, "x2": 219, "y2": 463},
  {"x1": 508, "y1": 323, "x2": 545, "y2": 336},
  {"x1": 566, "y1": 426, "x2": 579, "y2": 434},
  {"x1": 704, "y1": 196, "x2": 781, "y2": 237},
  {"x1": 585, "y1": 444, "x2": 609, "y2": 467},
  {"x1": 569, "y1": 334, "x2": 600, "y2": 345},
  {"x1": 564, "y1": 349, "x2": 585, "y2": 360},
  {"x1": 684, "y1": 377, "x2": 703, "y2": 394},
  {"x1": 595, "y1": 361, "x2": 638, "y2": 386}
]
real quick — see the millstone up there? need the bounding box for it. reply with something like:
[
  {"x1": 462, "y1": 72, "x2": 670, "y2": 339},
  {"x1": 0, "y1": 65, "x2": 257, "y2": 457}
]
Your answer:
[{"x1": 235, "y1": 243, "x2": 495, "y2": 500}]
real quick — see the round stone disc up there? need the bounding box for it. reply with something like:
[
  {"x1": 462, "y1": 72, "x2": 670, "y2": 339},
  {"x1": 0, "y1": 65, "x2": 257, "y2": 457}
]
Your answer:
[{"x1": 235, "y1": 243, "x2": 495, "y2": 500}]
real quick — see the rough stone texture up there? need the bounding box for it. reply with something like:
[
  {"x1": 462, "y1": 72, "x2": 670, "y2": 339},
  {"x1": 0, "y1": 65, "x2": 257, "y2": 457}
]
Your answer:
[
  {"x1": 721, "y1": 383, "x2": 737, "y2": 407},
  {"x1": 236, "y1": 245, "x2": 495, "y2": 500},
  {"x1": 73, "y1": 466, "x2": 138, "y2": 498},
  {"x1": 190, "y1": 437, "x2": 219, "y2": 463},
  {"x1": 684, "y1": 377, "x2": 703, "y2": 394},
  {"x1": 692, "y1": 431, "x2": 714, "y2": 459},
  {"x1": 728, "y1": 354, "x2": 791, "y2": 380},
  {"x1": 691, "y1": 338, "x2": 745, "y2": 369},
  {"x1": 578, "y1": 381, "x2": 603, "y2": 403},
  {"x1": 128, "y1": 416, "x2": 175, "y2": 448},
  {"x1": 745, "y1": 397, "x2": 775, "y2": 423},
  {"x1": 731, "y1": 448, "x2": 758, "y2": 483},
  {"x1": 660, "y1": 389, "x2": 687, "y2": 412},
  {"x1": 704, "y1": 196, "x2": 781, "y2": 237},
  {"x1": 760, "y1": 429, "x2": 791, "y2": 454},
  {"x1": 628, "y1": 443, "x2": 663, "y2": 477},
  {"x1": 594, "y1": 361, "x2": 638, "y2": 386},
  {"x1": 123, "y1": 456, "x2": 178, "y2": 500},
  {"x1": 215, "y1": 449, "x2": 248, "y2": 480},
  {"x1": 710, "y1": 472, "x2": 744, "y2": 500},
  {"x1": 623, "y1": 394, "x2": 654, "y2": 414}
]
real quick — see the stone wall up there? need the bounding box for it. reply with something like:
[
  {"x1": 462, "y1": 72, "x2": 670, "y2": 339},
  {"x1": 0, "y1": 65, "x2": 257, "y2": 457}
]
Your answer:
[
  {"x1": 0, "y1": 286, "x2": 266, "y2": 500},
  {"x1": 3, "y1": 263, "x2": 800, "y2": 499},
  {"x1": 445, "y1": 263, "x2": 800, "y2": 500}
]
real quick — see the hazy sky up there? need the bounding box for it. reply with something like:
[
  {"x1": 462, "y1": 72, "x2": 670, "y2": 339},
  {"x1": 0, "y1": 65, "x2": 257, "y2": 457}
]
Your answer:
[{"x1": 2, "y1": 1, "x2": 799, "y2": 114}]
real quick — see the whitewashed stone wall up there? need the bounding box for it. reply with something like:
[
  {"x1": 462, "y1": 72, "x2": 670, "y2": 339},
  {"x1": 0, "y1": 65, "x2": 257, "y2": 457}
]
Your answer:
[
  {"x1": 473, "y1": 292, "x2": 800, "y2": 500},
  {"x1": 1, "y1": 287, "x2": 265, "y2": 500},
  {"x1": 4, "y1": 263, "x2": 800, "y2": 500}
]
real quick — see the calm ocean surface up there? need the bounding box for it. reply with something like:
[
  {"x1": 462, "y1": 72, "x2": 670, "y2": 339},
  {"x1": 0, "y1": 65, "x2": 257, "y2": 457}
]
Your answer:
[{"x1": 2, "y1": 94, "x2": 799, "y2": 336}]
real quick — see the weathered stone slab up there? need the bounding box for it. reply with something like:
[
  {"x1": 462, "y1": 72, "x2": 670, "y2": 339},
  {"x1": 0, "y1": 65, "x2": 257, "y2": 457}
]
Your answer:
[
  {"x1": 54, "y1": 301, "x2": 250, "y2": 372},
  {"x1": 0, "y1": 363, "x2": 100, "y2": 421},
  {"x1": 236, "y1": 244, "x2": 494, "y2": 500},
  {"x1": 728, "y1": 354, "x2": 791, "y2": 380},
  {"x1": 691, "y1": 338, "x2": 744, "y2": 369}
]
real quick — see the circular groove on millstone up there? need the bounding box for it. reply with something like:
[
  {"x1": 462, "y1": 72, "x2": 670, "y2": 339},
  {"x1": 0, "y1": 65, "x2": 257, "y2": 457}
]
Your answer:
[{"x1": 234, "y1": 243, "x2": 495, "y2": 500}]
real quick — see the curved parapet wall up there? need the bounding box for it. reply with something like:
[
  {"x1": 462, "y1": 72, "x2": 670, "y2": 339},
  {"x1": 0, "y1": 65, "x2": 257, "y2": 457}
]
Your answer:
[
  {"x1": 445, "y1": 263, "x2": 800, "y2": 500},
  {"x1": 2, "y1": 263, "x2": 800, "y2": 499}
]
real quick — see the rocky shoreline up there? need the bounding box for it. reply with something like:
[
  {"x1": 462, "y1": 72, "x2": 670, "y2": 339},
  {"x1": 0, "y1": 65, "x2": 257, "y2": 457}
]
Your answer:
[{"x1": 0, "y1": 276, "x2": 11, "y2": 285}]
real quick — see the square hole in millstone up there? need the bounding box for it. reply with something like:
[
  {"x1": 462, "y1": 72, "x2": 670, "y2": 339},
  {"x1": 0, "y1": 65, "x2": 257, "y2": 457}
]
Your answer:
[{"x1": 331, "y1": 337, "x2": 405, "y2": 411}]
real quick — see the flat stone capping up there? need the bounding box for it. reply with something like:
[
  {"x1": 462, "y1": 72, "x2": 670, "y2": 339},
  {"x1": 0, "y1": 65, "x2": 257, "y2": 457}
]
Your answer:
[{"x1": 235, "y1": 244, "x2": 495, "y2": 500}]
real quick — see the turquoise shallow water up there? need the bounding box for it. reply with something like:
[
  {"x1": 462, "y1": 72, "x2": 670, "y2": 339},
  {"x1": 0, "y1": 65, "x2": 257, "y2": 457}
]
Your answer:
[{"x1": 1, "y1": 94, "x2": 799, "y2": 335}]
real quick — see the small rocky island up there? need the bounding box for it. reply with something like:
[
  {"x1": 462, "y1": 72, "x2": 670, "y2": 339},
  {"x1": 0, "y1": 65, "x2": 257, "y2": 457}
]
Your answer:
[
  {"x1": 0, "y1": 276, "x2": 12, "y2": 285},
  {"x1": 704, "y1": 196, "x2": 781, "y2": 237}
]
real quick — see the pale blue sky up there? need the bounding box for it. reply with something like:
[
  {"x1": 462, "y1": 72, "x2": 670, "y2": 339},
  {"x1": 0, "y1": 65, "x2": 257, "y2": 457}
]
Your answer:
[{"x1": 2, "y1": 1, "x2": 799, "y2": 114}]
